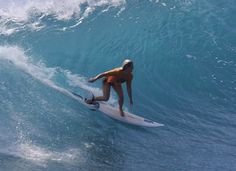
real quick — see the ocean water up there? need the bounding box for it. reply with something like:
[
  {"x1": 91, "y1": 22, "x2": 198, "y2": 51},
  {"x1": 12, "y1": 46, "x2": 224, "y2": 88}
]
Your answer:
[{"x1": 0, "y1": 0, "x2": 236, "y2": 170}]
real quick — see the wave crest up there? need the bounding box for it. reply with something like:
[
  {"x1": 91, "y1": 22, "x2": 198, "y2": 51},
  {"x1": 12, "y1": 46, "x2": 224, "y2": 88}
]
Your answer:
[{"x1": 0, "y1": 0, "x2": 126, "y2": 35}]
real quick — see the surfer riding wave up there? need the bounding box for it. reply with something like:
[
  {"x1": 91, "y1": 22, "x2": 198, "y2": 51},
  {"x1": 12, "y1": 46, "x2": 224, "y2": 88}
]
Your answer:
[{"x1": 86, "y1": 59, "x2": 134, "y2": 117}]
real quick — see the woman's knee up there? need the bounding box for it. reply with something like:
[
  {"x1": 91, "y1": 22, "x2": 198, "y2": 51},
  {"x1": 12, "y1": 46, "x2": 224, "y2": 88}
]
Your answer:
[{"x1": 103, "y1": 96, "x2": 109, "y2": 101}]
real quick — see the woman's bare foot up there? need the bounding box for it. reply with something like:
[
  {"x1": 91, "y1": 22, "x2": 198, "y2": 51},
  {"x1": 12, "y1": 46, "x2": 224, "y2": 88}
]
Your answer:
[
  {"x1": 120, "y1": 110, "x2": 125, "y2": 117},
  {"x1": 85, "y1": 98, "x2": 93, "y2": 104}
]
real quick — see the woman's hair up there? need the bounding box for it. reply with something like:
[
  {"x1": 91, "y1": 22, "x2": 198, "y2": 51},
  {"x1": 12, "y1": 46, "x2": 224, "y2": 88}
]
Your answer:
[{"x1": 122, "y1": 59, "x2": 133, "y2": 70}]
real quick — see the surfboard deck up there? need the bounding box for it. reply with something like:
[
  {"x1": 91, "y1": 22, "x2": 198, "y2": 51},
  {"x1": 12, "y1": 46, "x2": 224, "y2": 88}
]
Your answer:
[{"x1": 71, "y1": 91, "x2": 164, "y2": 127}]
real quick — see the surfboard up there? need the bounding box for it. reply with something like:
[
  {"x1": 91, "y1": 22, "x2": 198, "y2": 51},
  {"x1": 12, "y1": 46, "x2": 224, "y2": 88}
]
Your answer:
[{"x1": 70, "y1": 92, "x2": 164, "y2": 127}]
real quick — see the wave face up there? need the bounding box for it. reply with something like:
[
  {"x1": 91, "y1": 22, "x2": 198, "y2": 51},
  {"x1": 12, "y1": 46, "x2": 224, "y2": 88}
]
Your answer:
[{"x1": 0, "y1": 0, "x2": 236, "y2": 170}]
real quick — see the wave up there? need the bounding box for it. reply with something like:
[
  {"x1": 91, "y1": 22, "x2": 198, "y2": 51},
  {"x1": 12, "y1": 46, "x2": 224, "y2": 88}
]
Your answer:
[
  {"x1": 0, "y1": 45, "x2": 120, "y2": 167},
  {"x1": 0, "y1": 0, "x2": 126, "y2": 35}
]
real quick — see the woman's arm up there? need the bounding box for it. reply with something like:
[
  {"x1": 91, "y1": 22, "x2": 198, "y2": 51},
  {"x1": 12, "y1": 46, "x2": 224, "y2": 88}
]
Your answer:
[
  {"x1": 88, "y1": 68, "x2": 119, "y2": 83},
  {"x1": 126, "y1": 80, "x2": 133, "y2": 105},
  {"x1": 88, "y1": 73, "x2": 104, "y2": 82}
]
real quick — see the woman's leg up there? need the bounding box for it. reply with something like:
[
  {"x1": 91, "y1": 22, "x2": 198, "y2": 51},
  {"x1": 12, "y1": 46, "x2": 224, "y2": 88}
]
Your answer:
[
  {"x1": 112, "y1": 84, "x2": 124, "y2": 116},
  {"x1": 94, "y1": 81, "x2": 111, "y2": 101},
  {"x1": 86, "y1": 80, "x2": 111, "y2": 104}
]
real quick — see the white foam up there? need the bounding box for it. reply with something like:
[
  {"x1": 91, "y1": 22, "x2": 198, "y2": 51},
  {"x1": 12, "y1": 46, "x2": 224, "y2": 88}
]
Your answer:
[
  {"x1": 0, "y1": 46, "x2": 56, "y2": 83},
  {"x1": 0, "y1": 0, "x2": 126, "y2": 35},
  {"x1": 65, "y1": 70, "x2": 101, "y2": 95},
  {"x1": 7, "y1": 142, "x2": 83, "y2": 166},
  {"x1": 0, "y1": 26, "x2": 18, "y2": 36},
  {"x1": 0, "y1": 45, "x2": 117, "y2": 105},
  {"x1": 0, "y1": 0, "x2": 125, "y2": 21},
  {"x1": 0, "y1": 46, "x2": 88, "y2": 95}
]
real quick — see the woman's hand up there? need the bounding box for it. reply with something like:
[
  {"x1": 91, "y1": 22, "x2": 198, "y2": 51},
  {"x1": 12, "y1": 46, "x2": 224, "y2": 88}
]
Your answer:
[{"x1": 88, "y1": 77, "x2": 97, "y2": 83}]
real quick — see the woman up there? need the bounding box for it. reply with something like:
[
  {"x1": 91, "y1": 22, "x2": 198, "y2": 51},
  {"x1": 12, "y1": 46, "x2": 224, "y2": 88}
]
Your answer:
[{"x1": 86, "y1": 59, "x2": 134, "y2": 117}]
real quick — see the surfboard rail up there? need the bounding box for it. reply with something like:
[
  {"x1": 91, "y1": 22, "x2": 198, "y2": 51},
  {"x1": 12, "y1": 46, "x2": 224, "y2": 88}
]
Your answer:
[{"x1": 70, "y1": 91, "x2": 164, "y2": 127}]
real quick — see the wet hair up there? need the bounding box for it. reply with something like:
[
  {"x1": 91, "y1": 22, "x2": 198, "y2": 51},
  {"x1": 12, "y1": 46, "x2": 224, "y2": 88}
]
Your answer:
[
  {"x1": 122, "y1": 60, "x2": 133, "y2": 70},
  {"x1": 122, "y1": 61, "x2": 133, "y2": 70}
]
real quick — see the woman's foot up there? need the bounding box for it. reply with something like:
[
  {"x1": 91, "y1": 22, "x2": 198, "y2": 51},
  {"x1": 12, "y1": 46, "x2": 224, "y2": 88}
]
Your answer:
[
  {"x1": 85, "y1": 94, "x2": 94, "y2": 104},
  {"x1": 120, "y1": 110, "x2": 125, "y2": 117},
  {"x1": 85, "y1": 99, "x2": 93, "y2": 104}
]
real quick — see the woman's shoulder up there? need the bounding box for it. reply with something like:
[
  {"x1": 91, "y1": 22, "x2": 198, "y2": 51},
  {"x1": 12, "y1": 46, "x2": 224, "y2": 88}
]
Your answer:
[
  {"x1": 103, "y1": 67, "x2": 122, "y2": 76},
  {"x1": 111, "y1": 67, "x2": 123, "y2": 73}
]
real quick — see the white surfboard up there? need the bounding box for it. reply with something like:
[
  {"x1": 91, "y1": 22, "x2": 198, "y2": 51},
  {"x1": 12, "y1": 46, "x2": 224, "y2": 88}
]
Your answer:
[{"x1": 70, "y1": 92, "x2": 164, "y2": 127}]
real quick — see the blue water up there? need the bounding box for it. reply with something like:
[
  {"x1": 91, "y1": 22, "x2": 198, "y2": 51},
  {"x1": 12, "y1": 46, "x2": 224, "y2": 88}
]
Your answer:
[{"x1": 0, "y1": 0, "x2": 236, "y2": 170}]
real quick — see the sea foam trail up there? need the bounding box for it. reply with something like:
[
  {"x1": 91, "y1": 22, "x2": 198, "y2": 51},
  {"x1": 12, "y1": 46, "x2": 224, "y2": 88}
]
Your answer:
[{"x1": 0, "y1": 45, "x2": 116, "y2": 104}]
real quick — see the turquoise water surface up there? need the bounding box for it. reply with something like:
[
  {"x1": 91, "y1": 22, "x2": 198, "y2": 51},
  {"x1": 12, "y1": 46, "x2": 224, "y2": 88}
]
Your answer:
[{"x1": 0, "y1": 0, "x2": 236, "y2": 170}]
